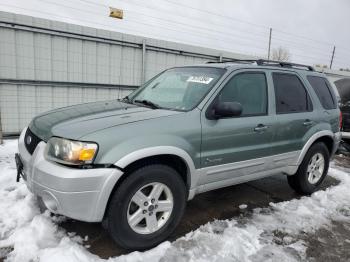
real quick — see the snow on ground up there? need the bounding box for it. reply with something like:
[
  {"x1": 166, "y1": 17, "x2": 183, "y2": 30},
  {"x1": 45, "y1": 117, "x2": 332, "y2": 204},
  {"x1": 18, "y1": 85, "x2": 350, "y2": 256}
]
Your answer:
[{"x1": 0, "y1": 139, "x2": 349, "y2": 262}]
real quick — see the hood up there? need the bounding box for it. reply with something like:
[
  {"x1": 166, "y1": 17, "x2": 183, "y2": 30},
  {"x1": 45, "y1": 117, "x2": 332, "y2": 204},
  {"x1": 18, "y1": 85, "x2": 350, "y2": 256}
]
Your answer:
[{"x1": 29, "y1": 100, "x2": 181, "y2": 141}]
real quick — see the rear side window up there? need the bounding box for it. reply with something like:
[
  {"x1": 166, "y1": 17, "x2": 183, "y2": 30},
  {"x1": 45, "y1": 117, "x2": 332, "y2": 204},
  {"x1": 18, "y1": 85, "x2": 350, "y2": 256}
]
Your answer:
[
  {"x1": 272, "y1": 73, "x2": 312, "y2": 114},
  {"x1": 307, "y1": 76, "x2": 336, "y2": 109}
]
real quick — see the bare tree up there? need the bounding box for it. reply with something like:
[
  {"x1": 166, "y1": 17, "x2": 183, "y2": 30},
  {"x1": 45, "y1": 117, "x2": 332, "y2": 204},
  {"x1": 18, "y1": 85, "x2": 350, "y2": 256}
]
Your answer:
[{"x1": 271, "y1": 46, "x2": 291, "y2": 62}]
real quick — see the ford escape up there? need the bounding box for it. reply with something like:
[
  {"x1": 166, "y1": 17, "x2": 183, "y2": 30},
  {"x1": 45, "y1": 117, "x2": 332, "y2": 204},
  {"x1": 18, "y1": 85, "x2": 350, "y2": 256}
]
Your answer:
[{"x1": 15, "y1": 59, "x2": 341, "y2": 250}]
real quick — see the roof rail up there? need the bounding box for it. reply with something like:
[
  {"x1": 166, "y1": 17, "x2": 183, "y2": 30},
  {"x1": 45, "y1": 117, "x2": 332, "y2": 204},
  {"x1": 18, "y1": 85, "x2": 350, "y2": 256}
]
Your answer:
[
  {"x1": 206, "y1": 58, "x2": 257, "y2": 64},
  {"x1": 206, "y1": 59, "x2": 314, "y2": 71},
  {"x1": 256, "y1": 59, "x2": 314, "y2": 71}
]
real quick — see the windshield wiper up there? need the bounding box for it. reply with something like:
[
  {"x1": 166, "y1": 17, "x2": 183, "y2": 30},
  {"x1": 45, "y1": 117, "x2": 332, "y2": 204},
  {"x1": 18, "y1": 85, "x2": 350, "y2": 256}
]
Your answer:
[
  {"x1": 120, "y1": 96, "x2": 133, "y2": 104},
  {"x1": 134, "y1": 99, "x2": 160, "y2": 109}
]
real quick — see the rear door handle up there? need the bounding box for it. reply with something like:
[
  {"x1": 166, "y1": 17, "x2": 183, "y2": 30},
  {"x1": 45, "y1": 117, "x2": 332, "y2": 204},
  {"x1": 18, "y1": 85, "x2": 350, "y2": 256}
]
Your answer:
[
  {"x1": 303, "y1": 119, "x2": 314, "y2": 126},
  {"x1": 254, "y1": 124, "x2": 268, "y2": 132}
]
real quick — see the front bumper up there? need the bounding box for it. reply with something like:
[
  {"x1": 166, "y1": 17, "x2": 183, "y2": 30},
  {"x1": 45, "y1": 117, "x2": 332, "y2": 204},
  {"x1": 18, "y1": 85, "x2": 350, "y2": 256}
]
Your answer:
[{"x1": 18, "y1": 128, "x2": 124, "y2": 222}]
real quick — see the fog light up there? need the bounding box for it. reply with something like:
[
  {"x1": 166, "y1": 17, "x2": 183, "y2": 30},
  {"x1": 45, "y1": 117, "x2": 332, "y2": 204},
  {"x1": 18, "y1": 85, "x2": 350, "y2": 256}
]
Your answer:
[{"x1": 41, "y1": 191, "x2": 59, "y2": 213}]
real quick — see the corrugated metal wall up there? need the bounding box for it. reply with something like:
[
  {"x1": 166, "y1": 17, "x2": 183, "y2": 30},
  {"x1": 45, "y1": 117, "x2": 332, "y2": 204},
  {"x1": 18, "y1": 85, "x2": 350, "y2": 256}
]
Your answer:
[{"x1": 0, "y1": 11, "x2": 251, "y2": 135}]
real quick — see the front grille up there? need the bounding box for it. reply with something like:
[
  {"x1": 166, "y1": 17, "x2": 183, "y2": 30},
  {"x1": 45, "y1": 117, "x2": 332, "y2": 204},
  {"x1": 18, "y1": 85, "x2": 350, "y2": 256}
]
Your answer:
[{"x1": 24, "y1": 128, "x2": 42, "y2": 155}]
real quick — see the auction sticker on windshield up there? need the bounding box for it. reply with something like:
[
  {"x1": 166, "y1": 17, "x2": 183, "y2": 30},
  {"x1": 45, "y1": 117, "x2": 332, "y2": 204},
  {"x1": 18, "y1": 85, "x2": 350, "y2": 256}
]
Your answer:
[{"x1": 187, "y1": 76, "x2": 214, "y2": 84}]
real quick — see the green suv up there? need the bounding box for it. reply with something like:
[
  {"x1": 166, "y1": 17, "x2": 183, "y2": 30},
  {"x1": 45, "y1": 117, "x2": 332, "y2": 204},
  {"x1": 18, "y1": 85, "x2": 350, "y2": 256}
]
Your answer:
[{"x1": 15, "y1": 59, "x2": 341, "y2": 250}]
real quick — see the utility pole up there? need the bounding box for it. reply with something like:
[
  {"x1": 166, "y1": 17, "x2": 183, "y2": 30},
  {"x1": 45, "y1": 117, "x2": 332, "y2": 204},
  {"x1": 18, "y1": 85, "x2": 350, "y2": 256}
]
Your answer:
[
  {"x1": 0, "y1": 110, "x2": 3, "y2": 145},
  {"x1": 267, "y1": 28, "x2": 272, "y2": 60},
  {"x1": 330, "y1": 46, "x2": 336, "y2": 69}
]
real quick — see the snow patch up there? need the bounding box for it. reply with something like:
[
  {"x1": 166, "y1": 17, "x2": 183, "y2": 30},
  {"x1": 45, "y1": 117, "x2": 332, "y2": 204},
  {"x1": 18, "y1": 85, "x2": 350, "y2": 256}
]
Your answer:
[{"x1": 239, "y1": 204, "x2": 248, "y2": 209}]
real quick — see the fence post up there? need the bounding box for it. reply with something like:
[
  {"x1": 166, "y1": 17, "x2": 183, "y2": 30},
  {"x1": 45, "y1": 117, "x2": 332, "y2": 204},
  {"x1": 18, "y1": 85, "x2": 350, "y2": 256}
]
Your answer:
[{"x1": 141, "y1": 39, "x2": 146, "y2": 84}]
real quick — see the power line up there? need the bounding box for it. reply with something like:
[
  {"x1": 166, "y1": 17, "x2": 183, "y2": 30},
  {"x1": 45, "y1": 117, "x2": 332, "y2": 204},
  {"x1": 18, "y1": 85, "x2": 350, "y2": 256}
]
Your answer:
[
  {"x1": 70, "y1": 0, "x2": 269, "y2": 40},
  {"x1": 271, "y1": 38, "x2": 333, "y2": 57},
  {"x1": 35, "y1": 0, "x2": 269, "y2": 51},
  {"x1": 272, "y1": 36, "x2": 333, "y2": 53},
  {"x1": 334, "y1": 48, "x2": 350, "y2": 56},
  {"x1": 155, "y1": 0, "x2": 343, "y2": 49},
  {"x1": 160, "y1": 0, "x2": 269, "y2": 30},
  {"x1": 118, "y1": 0, "x2": 268, "y2": 36},
  {"x1": 273, "y1": 29, "x2": 335, "y2": 47}
]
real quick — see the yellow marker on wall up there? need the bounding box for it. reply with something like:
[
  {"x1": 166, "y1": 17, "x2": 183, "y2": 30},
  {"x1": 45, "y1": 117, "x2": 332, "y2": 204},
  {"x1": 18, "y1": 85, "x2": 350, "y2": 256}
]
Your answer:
[{"x1": 109, "y1": 7, "x2": 123, "y2": 19}]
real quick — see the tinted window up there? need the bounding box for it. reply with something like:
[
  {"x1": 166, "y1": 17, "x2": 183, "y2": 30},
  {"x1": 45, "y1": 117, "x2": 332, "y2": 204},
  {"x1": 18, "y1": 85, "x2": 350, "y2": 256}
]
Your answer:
[
  {"x1": 307, "y1": 76, "x2": 336, "y2": 109},
  {"x1": 219, "y1": 72, "x2": 268, "y2": 116},
  {"x1": 273, "y1": 73, "x2": 312, "y2": 114}
]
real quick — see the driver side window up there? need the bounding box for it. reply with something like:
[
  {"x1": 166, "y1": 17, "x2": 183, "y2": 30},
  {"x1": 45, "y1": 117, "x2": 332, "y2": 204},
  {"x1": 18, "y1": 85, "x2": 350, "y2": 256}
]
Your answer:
[{"x1": 219, "y1": 72, "x2": 268, "y2": 116}]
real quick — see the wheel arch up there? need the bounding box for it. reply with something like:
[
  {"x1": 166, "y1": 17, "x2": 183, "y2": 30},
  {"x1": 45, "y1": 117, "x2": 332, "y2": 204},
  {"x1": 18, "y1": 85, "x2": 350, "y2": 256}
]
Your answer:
[
  {"x1": 296, "y1": 130, "x2": 335, "y2": 166},
  {"x1": 114, "y1": 146, "x2": 196, "y2": 188},
  {"x1": 101, "y1": 147, "x2": 197, "y2": 222}
]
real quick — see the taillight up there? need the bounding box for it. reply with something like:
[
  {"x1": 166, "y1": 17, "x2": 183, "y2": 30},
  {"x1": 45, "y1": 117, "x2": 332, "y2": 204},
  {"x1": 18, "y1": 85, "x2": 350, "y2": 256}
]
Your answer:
[{"x1": 339, "y1": 111, "x2": 343, "y2": 130}]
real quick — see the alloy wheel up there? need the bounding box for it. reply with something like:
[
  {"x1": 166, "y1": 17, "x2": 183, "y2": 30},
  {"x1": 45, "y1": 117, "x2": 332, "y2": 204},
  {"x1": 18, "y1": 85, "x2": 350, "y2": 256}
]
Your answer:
[
  {"x1": 127, "y1": 182, "x2": 174, "y2": 234},
  {"x1": 307, "y1": 153, "x2": 325, "y2": 184}
]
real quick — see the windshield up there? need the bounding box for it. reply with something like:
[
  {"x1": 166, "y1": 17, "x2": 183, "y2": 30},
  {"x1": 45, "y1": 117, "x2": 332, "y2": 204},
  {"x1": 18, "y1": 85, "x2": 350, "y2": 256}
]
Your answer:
[{"x1": 129, "y1": 67, "x2": 226, "y2": 111}]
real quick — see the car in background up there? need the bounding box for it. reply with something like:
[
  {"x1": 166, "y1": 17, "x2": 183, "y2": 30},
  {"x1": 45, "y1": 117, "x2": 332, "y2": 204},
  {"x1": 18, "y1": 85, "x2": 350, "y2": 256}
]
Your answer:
[{"x1": 334, "y1": 78, "x2": 350, "y2": 142}]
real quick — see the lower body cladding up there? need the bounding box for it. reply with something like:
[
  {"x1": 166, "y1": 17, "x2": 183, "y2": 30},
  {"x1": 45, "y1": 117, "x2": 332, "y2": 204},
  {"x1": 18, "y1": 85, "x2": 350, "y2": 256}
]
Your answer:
[{"x1": 18, "y1": 130, "x2": 123, "y2": 222}]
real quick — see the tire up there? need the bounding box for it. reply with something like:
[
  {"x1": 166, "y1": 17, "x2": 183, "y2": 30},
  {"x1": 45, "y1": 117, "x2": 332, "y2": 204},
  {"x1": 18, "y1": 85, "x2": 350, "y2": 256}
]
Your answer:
[
  {"x1": 342, "y1": 138, "x2": 350, "y2": 145},
  {"x1": 106, "y1": 164, "x2": 187, "y2": 250},
  {"x1": 287, "y1": 142, "x2": 330, "y2": 195}
]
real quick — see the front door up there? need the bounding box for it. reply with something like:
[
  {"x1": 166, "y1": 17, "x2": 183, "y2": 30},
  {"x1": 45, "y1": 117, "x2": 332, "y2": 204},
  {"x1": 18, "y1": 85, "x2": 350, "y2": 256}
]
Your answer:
[{"x1": 200, "y1": 70, "x2": 276, "y2": 185}]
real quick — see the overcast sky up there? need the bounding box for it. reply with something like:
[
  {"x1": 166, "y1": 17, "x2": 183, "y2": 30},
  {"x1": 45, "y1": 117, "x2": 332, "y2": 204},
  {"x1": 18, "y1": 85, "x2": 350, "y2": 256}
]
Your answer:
[{"x1": 1, "y1": 0, "x2": 350, "y2": 69}]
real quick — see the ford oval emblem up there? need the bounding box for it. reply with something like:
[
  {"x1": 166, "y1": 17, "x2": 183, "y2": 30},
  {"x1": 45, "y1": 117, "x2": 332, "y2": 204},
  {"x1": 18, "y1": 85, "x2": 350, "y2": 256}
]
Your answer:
[{"x1": 26, "y1": 135, "x2": 32, "y2": 145}]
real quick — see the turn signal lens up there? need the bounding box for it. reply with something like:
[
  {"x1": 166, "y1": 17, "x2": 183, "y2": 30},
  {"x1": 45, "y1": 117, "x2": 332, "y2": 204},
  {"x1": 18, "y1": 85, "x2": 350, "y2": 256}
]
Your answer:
[{"x1": 79, "y1": 148, "x2": 96, "y2": 161}]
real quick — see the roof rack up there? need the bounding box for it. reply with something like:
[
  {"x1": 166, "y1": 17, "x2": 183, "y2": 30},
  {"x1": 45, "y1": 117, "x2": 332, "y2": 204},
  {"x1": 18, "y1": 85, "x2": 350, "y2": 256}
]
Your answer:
[{"x1": 206, "y1": 59, "x2": 314, "y2": 71}]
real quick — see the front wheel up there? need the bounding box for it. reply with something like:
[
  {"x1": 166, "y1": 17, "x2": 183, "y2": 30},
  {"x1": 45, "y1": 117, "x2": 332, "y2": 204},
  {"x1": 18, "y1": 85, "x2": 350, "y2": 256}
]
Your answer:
[
  {"x1": 106, "y1": 164, "x2": 187, "y2": 250},
  {"x1": 288, "y1": 142, "x2": 330, "y2": 195}
]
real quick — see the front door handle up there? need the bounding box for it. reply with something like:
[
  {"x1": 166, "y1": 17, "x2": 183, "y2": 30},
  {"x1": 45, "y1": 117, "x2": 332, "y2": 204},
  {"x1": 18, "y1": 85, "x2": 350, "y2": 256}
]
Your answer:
[
  {"x1": 254, "y1": 124, "x2": 268, "y2": 132},
  {"x1": 303, "y1": 119, "x2": 314, "y2": 126}
]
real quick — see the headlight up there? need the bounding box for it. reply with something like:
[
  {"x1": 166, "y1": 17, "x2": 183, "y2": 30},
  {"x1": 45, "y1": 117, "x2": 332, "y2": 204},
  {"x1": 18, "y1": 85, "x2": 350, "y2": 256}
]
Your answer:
[{"x1": 45, "y1": 137, "x2": 98, "y2": 165}]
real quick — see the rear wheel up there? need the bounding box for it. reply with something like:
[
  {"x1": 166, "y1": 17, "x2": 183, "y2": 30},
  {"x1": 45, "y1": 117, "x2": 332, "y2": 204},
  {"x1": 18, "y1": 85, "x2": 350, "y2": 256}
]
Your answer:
[
  {"x1": 288, "y1": 142, "x2": 330, "y2": 195},
  {"x1": 106, "y1": 164, "x2": 186, "y2": 250}
]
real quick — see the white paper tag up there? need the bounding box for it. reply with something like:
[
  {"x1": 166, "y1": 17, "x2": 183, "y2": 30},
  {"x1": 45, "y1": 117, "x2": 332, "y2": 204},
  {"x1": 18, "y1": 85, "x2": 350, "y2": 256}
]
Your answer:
[{"x1": 187, "y1": 76, "x2": 214, "y2": 84}]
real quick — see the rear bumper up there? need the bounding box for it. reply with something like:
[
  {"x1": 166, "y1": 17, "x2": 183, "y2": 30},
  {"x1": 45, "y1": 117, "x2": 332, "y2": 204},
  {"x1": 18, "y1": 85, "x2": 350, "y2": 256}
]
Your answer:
[
  {"x1": 333, "y1": 132, "x2": 342, "y2": 156},
  {"x1": 18, "y1": 128, "x2": 123, "y2": 222},
  {"x1": 341, "y1": 131, "x2": 350, "y2": 139}
]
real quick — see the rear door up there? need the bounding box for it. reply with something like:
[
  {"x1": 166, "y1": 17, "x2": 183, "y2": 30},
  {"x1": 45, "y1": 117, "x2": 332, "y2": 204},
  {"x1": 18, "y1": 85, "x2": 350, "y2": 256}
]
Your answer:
[
  {"x1": 270, "y1": 71, "x2": 316, "y2": 157},
  {"x1": 200, "y1": 69, "x2": 276, "y2": 185}
]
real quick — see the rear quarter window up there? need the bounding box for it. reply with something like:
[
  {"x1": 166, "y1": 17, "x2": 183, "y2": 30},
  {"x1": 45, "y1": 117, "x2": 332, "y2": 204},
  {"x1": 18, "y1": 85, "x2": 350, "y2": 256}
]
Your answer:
[{"x1": 307, "y1": 76, "x2": 337, "y2": 109}]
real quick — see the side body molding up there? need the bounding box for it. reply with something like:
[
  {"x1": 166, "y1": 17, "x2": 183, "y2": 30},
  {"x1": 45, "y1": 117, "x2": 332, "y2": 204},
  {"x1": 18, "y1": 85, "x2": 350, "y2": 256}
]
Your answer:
[{"x1": 114, "y1": 146, "x2": 198, "y2": 195}]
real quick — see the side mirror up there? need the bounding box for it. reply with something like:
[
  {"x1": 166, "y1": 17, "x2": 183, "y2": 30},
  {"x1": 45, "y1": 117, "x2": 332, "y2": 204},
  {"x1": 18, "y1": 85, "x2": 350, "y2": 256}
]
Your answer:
[{"x1": 208, "y1": 101, "x2": 242, "y2": 119}]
